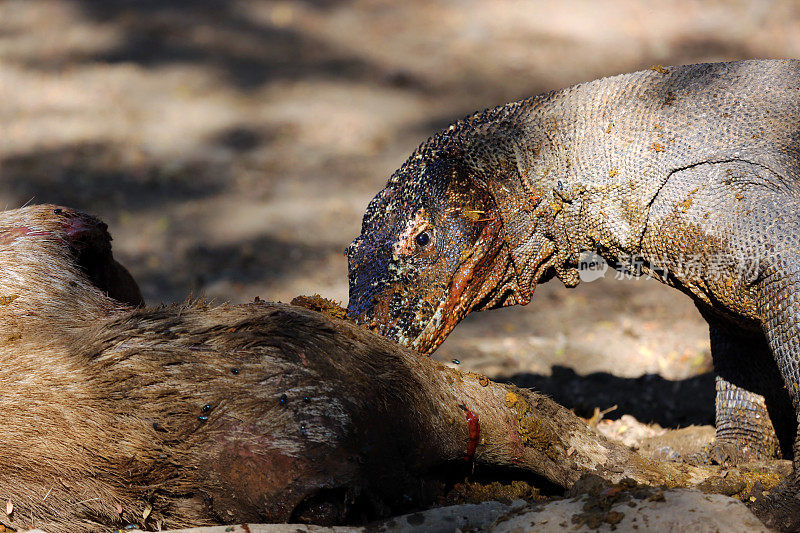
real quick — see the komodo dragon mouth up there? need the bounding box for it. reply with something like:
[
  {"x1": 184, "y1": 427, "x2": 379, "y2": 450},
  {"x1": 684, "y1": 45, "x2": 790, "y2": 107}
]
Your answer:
[{"x1": 409, "y1": 215, "x2": 516, "y2": 355}]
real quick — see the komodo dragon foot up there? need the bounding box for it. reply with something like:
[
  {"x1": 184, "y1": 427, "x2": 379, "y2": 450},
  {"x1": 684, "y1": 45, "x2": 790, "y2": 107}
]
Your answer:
[
  {"x1": 686, "y1": 439, "x2": 777, "y2": 467},
  {"x1": 748, "y1": 473, "x2": 800, "y2": 532}
]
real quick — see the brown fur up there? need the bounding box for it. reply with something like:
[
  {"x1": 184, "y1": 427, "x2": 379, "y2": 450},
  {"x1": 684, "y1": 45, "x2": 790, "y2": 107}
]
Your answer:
[{"x1": 0, "y1": 205, "x2": 721, "y2": 531}]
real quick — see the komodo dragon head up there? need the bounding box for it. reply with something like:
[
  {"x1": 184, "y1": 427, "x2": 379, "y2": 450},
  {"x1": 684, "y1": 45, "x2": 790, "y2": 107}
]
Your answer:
[{"x1": 347, "y1": 107, "x2": 553, "y2": 354}]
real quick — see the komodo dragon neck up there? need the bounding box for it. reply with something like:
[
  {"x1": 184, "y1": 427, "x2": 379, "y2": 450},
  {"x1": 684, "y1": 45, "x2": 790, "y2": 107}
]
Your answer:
[{"x1": 475, "y1": 60, "x2": 800, "y2": 294}]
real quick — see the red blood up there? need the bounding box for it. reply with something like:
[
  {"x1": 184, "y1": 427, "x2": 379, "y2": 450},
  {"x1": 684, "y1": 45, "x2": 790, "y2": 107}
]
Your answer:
[{"x1": 461, "y1": 404, "x2": 480, "y2": 462}]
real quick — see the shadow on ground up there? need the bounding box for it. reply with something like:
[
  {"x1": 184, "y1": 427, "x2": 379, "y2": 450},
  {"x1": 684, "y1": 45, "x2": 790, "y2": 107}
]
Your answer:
[
  {"x1": 26, "y1": 0, "x2": 431, "y2": 94},
  {"x1": 1, "y1": 142, "x2": 228, "y2": 214},
  {"x1": 502, "y1": 365, "x2": 715, "y2": 428},
  {"x1": 130, "y1": 234, "x2": 342, "y2": 303}
]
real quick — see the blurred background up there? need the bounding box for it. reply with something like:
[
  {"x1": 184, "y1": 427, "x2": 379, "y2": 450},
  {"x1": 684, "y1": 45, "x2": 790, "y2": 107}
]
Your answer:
[{"x1": 3, "y1": 0, "x2": 800, "y2": 426}]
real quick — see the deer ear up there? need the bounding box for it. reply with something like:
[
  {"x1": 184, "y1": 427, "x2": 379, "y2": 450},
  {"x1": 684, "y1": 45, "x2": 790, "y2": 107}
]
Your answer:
[{"x1": 62, "y1": 210, "x2": 145, "y2": 308}]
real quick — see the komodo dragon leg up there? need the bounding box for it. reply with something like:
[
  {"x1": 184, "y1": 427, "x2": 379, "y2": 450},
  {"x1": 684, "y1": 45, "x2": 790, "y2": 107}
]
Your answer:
[
  {"x1": 749, "y1": 246, "x2": 800, "y2": 529},
  {"x1": 691, "y1": 320, "x2": 794, "y2": 464}
]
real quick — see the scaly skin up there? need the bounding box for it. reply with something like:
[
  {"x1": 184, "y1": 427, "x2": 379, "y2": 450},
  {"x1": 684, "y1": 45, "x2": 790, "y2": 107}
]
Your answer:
[{"x1": 347, "y1": 59, "x2": 800, "y2": 530}]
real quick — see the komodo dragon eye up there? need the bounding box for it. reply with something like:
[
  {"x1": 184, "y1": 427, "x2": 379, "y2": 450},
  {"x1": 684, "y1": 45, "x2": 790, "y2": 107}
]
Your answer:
[{"x1": 415, "y1": 230, "x2": 432, "y2": 247}]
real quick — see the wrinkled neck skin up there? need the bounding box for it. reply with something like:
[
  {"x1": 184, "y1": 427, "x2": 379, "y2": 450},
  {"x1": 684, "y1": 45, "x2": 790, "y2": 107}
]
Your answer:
[
  {"x1": 441, "y1": 100, "x2": 596, "y2": 309},
  {"x1": 481, "y1": 95, "x2": 598, "y2": 299},
  {"x1": 484, "y1": 70, "x2": 710, "y2": 298}
]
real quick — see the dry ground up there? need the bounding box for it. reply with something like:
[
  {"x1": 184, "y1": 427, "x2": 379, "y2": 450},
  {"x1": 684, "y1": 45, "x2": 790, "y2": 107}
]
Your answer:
[{"x1": 3, "y1": 0, "x2": 800, "y2": 427}]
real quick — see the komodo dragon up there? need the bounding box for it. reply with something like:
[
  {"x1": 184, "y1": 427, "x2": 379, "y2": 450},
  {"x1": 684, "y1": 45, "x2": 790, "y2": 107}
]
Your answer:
[{"x1": 346, "y1": 59, "x2": 800, "y2": 530}]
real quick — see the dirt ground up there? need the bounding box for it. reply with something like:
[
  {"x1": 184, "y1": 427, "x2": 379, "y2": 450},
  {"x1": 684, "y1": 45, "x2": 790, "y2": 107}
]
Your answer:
[{"x1": 3, "y1": 0, "x2": 800, "y2": 429}]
